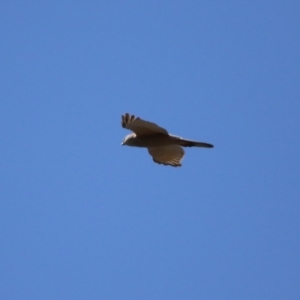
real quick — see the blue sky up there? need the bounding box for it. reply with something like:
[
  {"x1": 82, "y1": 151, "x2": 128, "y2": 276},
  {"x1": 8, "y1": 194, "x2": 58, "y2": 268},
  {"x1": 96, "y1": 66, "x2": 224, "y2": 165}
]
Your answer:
[{"x1": 1, "y1": 1, "x2": 299, "y2": 299}]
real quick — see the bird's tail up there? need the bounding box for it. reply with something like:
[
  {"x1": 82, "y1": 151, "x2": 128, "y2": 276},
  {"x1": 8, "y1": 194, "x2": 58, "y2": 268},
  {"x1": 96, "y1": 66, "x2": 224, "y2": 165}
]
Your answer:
[{"x1": 178, "y1": 139, "x2": 214, "y2": 148}]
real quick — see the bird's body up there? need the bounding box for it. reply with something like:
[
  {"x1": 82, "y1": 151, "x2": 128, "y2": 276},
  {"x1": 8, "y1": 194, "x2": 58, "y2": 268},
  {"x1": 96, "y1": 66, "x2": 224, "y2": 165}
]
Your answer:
[
  {"x1": 121, "y1": 113, "x2": 213, "y2": 167},
  {"x1": 124, "y1": 133, "x2": 212, "y2": 148},
  {"x1": 124, "y1": 133, "x2": 178, "y2": 147}
]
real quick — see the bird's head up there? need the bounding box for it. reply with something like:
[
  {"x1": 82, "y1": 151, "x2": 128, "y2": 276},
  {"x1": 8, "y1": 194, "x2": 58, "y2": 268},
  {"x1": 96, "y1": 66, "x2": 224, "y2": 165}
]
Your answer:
[{"x1": 121, "y1": 133, "x2": 136, "y2": 146}]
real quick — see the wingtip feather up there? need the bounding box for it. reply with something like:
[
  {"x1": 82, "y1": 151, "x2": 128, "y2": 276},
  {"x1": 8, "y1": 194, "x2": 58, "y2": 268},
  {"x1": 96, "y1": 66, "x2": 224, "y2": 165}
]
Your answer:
[{"x1": 121, "y1": 113, "x2": 137, "y2": 128}]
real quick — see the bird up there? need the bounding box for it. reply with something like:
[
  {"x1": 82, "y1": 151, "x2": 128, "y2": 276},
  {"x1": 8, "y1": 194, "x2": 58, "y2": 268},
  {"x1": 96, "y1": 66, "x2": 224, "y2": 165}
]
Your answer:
[{"x1": 121, "y1": 113, "x2": 213, "y2": 167}]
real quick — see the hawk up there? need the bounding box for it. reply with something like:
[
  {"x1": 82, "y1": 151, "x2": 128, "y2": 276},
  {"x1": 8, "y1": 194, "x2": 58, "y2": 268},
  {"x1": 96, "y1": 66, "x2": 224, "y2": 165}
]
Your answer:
[{"x1": 121, "y1": 113, "x2": 213, "y2": 167}]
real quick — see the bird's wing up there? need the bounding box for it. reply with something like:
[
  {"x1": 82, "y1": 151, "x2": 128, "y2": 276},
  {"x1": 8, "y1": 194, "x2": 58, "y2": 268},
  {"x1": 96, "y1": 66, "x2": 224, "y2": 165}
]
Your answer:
[
  {"x1": 121, "y1": 113, "x2": 169, "y2": 136},
  {"x1": 148, "y1": 145, "x2": 184, "y2": 167}
]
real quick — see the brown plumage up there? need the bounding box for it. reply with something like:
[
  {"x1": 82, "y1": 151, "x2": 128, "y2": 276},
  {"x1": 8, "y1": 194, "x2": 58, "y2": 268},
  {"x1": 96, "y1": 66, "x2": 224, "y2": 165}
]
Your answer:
[{"x1": 121, "y1": 113, "x2": 213, "y2": 167}]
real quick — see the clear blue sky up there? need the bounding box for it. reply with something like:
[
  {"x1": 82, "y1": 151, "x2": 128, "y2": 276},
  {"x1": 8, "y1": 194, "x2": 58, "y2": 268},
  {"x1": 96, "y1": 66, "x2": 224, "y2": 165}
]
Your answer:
[{"x1": 1, "y1": 1, "x2": 299, "y2": 299}]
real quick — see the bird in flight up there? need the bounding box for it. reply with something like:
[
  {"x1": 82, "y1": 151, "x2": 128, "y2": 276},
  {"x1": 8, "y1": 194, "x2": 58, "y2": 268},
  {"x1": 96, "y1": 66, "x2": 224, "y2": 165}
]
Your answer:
[{"x1": 121, "y1": 113, "x2": 213, "y2": 167}]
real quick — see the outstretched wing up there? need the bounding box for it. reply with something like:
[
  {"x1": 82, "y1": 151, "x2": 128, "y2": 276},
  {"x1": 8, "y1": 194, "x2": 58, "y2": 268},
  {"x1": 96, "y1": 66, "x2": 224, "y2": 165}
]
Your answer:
[
  {"x1": 148, "y1": 145, "x2": 184, "y2": 167},
  {"x1": 121, "y1": 113, "x2": 169, "y2": 136}
]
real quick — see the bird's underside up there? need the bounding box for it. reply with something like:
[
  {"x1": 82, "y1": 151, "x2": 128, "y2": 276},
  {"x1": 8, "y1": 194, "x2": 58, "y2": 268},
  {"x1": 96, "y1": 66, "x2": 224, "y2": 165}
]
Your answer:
[{"x1": 121, "y1": 113, "x2": 213, "y2": 167}]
